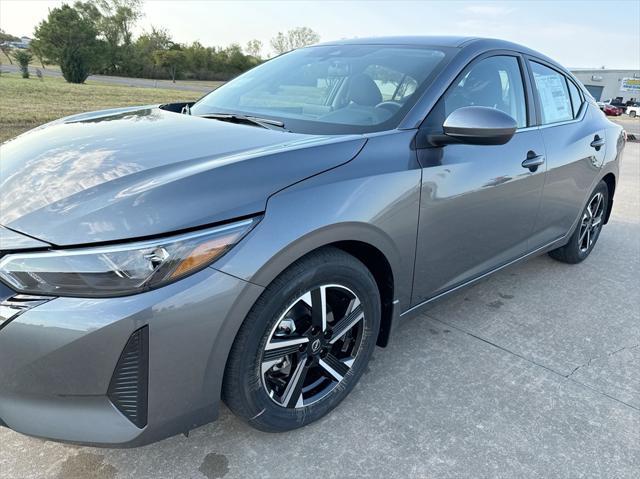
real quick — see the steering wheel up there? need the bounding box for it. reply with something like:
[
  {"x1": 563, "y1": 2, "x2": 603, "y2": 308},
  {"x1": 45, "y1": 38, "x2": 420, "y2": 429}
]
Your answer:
[{"x1": 374, "y1": 101, "x2": 403, "y2": 114}]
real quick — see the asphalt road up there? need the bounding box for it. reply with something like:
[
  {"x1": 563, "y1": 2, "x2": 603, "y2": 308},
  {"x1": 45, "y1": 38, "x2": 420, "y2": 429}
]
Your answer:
[{"x1": 1, "y1": 144, "x2": 639, "y2": 479}]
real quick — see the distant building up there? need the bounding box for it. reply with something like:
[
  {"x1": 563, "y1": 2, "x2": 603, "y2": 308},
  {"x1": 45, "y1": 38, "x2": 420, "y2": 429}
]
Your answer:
[
  {"x1": 1, "y1": 36, "x2": 31, "y2": 49},
  {"x1": 571, "y1": 69, "x2": 640, "y2": 103}
]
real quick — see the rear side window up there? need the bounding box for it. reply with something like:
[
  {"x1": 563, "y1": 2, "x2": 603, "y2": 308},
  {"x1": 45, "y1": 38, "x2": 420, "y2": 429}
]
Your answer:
[
  {"x1": 530, "y1": 61, "x2": 572, "y2": 124},
  {"x1": 566, "y1": 79, "x2": 583, "y2": 118},
  {"x1": 444, "y1": 55, "x2": 527, "y2": 128}
]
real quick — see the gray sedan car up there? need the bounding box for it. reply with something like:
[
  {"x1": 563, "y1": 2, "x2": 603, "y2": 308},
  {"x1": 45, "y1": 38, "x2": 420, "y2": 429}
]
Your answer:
[{"x1": 0, "y1": 36, "x2": 624, "y2": 447}]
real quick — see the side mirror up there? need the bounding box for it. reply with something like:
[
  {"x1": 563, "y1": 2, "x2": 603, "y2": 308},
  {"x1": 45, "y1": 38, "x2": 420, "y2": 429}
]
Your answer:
[{"x1": 441, "y1": 106, "x2": 517, "y2": 146}]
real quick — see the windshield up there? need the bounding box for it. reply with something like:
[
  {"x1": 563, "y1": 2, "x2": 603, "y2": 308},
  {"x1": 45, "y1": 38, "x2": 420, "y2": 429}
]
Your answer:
[{"x1": 190, "y1": 44, "x2": 453, "y2": 134}]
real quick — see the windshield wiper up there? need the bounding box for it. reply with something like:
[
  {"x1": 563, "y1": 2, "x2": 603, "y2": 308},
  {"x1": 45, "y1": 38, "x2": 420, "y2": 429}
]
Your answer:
[{"x1": 197, "y1": 113, "x2": 287, "y2": 131}]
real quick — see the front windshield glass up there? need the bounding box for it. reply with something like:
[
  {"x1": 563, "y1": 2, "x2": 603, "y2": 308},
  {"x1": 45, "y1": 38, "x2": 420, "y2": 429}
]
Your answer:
[{"x1": 190, "y1": 44, "x2": 452, "y2": 134}]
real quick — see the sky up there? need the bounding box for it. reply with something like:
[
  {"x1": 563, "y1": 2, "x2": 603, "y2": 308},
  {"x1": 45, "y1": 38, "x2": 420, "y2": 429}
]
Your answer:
[{"x1": 1, "y1": 0, "x2": 639, "y2": 69}]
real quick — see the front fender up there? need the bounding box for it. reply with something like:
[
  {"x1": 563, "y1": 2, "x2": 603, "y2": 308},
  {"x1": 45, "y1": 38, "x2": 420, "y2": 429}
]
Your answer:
[{"x1": 213, "y1": 148, "x2": 422, "y2": 312}]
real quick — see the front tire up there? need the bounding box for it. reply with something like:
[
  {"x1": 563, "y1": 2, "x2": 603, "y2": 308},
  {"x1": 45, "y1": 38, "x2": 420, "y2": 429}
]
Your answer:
[
  {"x1": 549, "y1": 180, "x2": 609, "y2": 264},
  {"x1": 223, "y1": 247, "x2": 381, "y2": 432}
]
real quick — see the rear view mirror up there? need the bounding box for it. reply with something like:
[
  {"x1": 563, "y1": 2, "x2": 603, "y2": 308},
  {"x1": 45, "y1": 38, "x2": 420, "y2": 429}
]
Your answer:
[{"x1": 441, "y1": 106, "x2": 517, "y2": 145}]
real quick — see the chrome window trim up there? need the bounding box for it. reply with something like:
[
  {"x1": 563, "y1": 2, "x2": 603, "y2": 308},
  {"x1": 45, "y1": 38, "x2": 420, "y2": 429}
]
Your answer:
[{"x1": 537, "y1": 103, "x2": 588, "y2": 129}]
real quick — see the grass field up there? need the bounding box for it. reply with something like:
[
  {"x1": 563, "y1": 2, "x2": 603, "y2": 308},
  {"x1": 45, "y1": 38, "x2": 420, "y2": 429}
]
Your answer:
[{"x1": 0, "y1": 73, "x2": 203, "y2": 142}]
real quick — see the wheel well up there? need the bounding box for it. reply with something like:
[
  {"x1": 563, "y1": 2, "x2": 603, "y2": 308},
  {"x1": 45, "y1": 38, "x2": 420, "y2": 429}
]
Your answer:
[
  {"x1": 331, "y1": 241, "x2": 395, "y2": 347},
  {"x1": 602, "y1": 173, "x2": 616, "y2": 224}
]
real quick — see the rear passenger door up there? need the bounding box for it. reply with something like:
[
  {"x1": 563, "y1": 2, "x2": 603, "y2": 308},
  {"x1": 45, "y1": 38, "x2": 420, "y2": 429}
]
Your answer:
[{"x1": 525, "y1": 60, "x2": 607, "y2": 249}]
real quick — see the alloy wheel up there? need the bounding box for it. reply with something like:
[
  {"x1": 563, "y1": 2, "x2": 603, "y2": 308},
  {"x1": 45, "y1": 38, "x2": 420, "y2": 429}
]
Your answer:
[
  {"x1": 261, "y1": 284, "x2": 365, "y2": 408},
  {"x1": 578, "y1": 192, "x2": 605, "y2": 253}
]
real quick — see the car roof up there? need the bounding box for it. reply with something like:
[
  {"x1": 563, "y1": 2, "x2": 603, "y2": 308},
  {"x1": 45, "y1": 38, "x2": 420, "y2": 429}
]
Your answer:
[
  {"x1": 317, "y1": 35, "x2": 539, "y2": 51},
  {"x1": 314, "y1": 36, "x2": 566, "y2": 75},
  {"x1": 316, "y1": 36, "x2": 476, "y2": 48}
]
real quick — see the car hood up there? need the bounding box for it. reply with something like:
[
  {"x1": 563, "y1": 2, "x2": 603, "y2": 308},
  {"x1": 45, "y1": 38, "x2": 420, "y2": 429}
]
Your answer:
[{"x1": 0, "y1": 106, "x2": 366, "y2": 246}]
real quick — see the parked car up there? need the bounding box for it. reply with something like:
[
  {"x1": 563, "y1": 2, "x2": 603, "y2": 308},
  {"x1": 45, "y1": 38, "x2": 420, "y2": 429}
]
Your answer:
[
  {"x1": 0, "y1": 36, "x2": 624, "y2": 447},
  {"x1": 603, "y1": 104, "x2": 623, "y2": 116},
  {"x1": 626, "y1": 102, "x2": 640, "y2": 117},
  {"x1": 601, "y1": 98, "x2": 628, "y2": 113}
]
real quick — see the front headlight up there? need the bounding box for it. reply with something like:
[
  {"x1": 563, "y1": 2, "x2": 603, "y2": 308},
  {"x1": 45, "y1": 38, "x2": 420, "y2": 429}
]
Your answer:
[{"x1": 0, "y1": 218, "x2": 258, "y2": 297}]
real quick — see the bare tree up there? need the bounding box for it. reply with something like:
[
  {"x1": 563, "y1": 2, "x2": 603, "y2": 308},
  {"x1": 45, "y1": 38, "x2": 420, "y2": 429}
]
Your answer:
[
  {"x1": 270, "y1": 32, "x2": 288, "y2": 56},
  {"x1": 270, "y1": 27, "x2": 320, "y2": 55},
  {"x1": 245, "y1": 39, "x2": 263, "y2": 59},
  {"x1": 287, "y1": 27, "x2": 320, "y2": 49}
]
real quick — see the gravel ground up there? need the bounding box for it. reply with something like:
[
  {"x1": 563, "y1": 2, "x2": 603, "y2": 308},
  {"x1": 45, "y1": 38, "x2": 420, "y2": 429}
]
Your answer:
[{"x1": 1, "y1": 144, "x2": 638, "y2": 479}]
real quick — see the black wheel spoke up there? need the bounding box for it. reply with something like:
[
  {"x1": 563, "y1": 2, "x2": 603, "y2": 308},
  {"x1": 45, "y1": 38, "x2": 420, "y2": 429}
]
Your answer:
[
  {"x1": 330, "y1": 304, "x2": 363, "y2": 344},
  {"x1": 282, "y1": 355, "x2": 309, "y2": 408},
  {"x1": 310, "y1": 286, "x2": 327, "y2": 331},
  {"x1": 263, "y1": 337, "x2": 308, "y2": 361},
  {"x1": 578, "y1": 192, "x2": 605, "y2": 253},
  {"x1": 319, "y1": 353, "x2": 351, "y2": 381},
  {"x1": 262, "y1": 284, "x2": 364, "y2": 409}
]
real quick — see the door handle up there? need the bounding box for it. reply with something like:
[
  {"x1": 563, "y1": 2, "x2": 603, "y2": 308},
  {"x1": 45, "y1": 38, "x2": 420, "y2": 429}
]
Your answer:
[
  {"x1": 522, "y1": 151, "x2": 545, "y2": 172},
  {"x1": 590, "y1": 135, "x2": 605, "y2": 151}
]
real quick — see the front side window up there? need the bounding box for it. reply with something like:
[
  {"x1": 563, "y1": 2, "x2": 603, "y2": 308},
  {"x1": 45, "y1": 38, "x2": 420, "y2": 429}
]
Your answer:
[
  {"x1": 443, "y1": 55, "x2": 527, "y2": 128},
  {"x1": 530, "y1": 61, "x2": 573, "y2": 124},
  {"x1": 190, "y1": 45, "x2": 452, "y2": 134}
]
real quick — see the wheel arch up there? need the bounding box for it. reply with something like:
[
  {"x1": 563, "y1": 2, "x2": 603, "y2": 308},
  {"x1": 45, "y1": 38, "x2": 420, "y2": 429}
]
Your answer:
[
  {"x1": 329, "y1": 240, "x2": 395, "y2": 347},
  {"x1": 226, "y1": 220, "x2": 407, "y2": 348}
]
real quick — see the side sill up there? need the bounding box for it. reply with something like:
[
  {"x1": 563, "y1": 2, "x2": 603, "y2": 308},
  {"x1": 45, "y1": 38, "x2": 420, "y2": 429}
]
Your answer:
[{"x1": 400, "y1": 235, "x2": 566, "y2": 319}]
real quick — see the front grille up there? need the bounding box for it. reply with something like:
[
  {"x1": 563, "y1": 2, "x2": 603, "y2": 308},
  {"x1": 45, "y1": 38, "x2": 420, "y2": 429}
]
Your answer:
[{"x1": 108, "y1": 326, "x2": 149, "y2": 428}]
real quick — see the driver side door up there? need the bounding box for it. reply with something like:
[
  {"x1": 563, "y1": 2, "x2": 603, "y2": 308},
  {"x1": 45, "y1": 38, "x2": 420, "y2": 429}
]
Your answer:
[{"x1": 411, "y1": 54, "x2": 547, "y2": 306}]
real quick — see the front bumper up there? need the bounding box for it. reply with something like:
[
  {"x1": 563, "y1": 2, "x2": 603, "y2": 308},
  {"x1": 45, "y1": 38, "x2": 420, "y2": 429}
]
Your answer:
[{"x1": 0, "y1": 266, "x2": 263, "y2": 447}]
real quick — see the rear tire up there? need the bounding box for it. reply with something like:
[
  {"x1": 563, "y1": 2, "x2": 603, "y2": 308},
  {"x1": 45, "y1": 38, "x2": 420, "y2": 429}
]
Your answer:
[
  {"x1": 549, "y1": 180, "x2": 609, "y2": 264},
  {"x1": 222, "y1": 247, "x2": 380, "y2": 432}
]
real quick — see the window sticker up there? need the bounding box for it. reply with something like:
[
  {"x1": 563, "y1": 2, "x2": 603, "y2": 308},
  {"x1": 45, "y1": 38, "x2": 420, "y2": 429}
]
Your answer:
[{"x1": 534, "y1": 71, "x2": 572, "y2": 123}]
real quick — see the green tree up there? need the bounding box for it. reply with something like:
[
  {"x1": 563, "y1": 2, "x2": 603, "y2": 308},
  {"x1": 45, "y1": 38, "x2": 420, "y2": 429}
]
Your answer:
[
  {"x1": 270, "y1": 27, "x2": 320, "y2": 55},
  {"x1": 29, "y1": 38, "x2": 47, "y2": 68},
  {"x1": 0, "y1": 43, "x2": 12, "y2": 64},
  {"x1": 12, "y1": 50, "x2": 33, "y2": 78},
  {"x1": 137, "y1": 26, "x2": 172, "y2": 53},
  {"x1": 33, "y1": 3, "x2": 105, "y2": 83},
  {"x1": 0, "y1": 29, "x2": 15, "y2": 64},
  {"x1": 154, "y1": 48, "x2": 186, "y2": 82},
  {"x1": 96, "y1": 0, "x2": 143, "y2": 74},
  {"x1": 224, "y1": 43, "x2": 252, "y2": 72},
  {"x1": 183, "y1": 41, "x2": 210, "y2": 76},
  {"x1": 134, "y1": 26, "x2": 173, "y2": 77},
  {"x1": 0, "y1": 29, "x2": 20, "y2": 43}
]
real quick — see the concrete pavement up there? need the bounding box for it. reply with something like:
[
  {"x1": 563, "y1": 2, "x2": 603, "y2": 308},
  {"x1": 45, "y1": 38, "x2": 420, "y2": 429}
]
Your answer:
[
  {"x1": 612, "y1": 116, "x2": 640, "y2": 139},
  {"x1": 1, "y1": 144, "x2": 638, "y2": 479}
]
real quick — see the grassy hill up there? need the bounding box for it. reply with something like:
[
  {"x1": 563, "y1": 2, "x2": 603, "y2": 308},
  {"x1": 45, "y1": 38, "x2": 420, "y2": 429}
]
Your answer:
[{"x1": 0, "y1": 73, "x2": 202, "y2": 142}]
